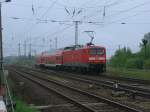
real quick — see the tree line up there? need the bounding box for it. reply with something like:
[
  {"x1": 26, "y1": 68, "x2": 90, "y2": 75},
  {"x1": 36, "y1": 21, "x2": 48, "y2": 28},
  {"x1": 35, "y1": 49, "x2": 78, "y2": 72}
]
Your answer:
[{"x1": 109, "y1": 32, "x2": 150, "y2": 69}]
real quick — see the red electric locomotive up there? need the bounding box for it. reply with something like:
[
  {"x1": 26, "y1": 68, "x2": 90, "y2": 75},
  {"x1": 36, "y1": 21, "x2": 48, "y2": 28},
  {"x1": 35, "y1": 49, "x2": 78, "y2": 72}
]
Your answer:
[{"x1": 36, "y1": 43, "x2": 106, "y2": 73}]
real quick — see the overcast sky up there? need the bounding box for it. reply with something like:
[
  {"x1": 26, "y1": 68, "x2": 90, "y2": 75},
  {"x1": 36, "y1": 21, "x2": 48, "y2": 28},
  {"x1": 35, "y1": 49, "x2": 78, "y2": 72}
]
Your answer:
[{"x1": 2, "y1": 0, "x2": 150, "y2": 58}]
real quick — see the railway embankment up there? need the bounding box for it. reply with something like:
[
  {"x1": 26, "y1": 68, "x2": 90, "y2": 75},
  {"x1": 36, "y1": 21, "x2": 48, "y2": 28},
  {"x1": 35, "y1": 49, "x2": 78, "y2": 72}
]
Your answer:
[
  {"x1": 9, "y1": 66, "x2": 150, "y2": 112},
  {"x1": 7, "y1": 73, "x2": 38, "y2": 112},
  {"x1": 106, "y1": 67, "x2": 150, "y2": 81}
]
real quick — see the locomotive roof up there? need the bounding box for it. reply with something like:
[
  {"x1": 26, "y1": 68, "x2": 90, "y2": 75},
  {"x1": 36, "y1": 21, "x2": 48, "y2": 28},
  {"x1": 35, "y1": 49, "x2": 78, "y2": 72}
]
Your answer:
[
  {"x1": 85, "y1": 45, "x2": 105, "y2": 49},
  {"x1": 63, "y1": 44, "x2": 105, "y2": 50},
  {"x1": 39, "y1": 44, "x2": 105, "y2": 56},
  {"x1": 63, "y1": 45, "x2": 84, "y2": 50}
]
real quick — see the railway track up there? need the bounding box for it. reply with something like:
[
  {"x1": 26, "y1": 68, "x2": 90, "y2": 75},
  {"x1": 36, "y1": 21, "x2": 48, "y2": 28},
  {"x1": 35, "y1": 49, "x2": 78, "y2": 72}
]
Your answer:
[
  {"x1": 10, "y1": 67, "x2": 144, "y2": 112},
  {"x1": 101, "y1": 73, "x2": 150, "y2": 85},
  {"x1": 54, "y1": 72, "x2": 150, "y2": 98},
  {"x1": 18, "y1": 66, "x2": 150, "y2": 99}
]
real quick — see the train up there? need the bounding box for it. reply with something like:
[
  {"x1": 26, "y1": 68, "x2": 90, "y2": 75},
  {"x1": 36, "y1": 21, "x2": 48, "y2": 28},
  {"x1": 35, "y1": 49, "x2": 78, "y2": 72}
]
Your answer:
[{"x1": 36, "y1": 43, "x2": 106, "y2": 73}]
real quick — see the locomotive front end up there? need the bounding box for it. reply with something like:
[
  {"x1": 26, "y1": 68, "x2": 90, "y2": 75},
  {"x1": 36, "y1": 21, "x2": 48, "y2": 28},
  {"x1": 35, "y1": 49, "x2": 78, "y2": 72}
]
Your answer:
[{"x1": 88, "y1": 47, "x2": 106, "y2": 73}]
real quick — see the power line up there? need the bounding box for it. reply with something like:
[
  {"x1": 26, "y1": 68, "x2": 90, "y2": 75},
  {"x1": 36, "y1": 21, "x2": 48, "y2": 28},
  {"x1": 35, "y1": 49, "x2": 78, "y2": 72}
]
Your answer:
[
  {"x1": 79, "y1": 1, "x2": 150, "y2": 26},
  {"x1": 22, "y1": 1, "x2": 108, "y2": 45},
  {"x1": 78, "y1": 0, "x2": 150, "y2": 24},
  {"x1": 31, "y1": 11, "x2": 108, "y2": 41},
  {"x1": 78, "y1": 0, "x2": 123, "y2": 22},
  {"x1": 50, "y1": 0, "x2": 121, "y2": 9},
  {"x1": 107, "y1": 9, "x2": 150, "y2": 25},
  {"x1": 20, "y1": 0, "x2": 59, "y2": 41},
  {"x1": 40, "y1": 19, "x2": 100, "y2": 46},
  {"x1": 106, "y1": 1, "x2": 150, "y2": 18},
  {"x1": 35, "y1": 20, "x2": 102, "y2": 46},
  {"x1": 42, "y1": 0, "x2": 59, "y2": 18},
  {"x1": 20, "y1": 0, "x2": 150, "y2": 50},
  {"x1": 19, "y1": 43, "x2": 49, "y2": 48},
  {"x1": 46, "y1": 23, "x2": 74, "y2": 38},
  {"x1": 49, "y1": 0, "x2": 104, "y2": 9},
  {"x1": 10, "y1": 3, "x2": 63, "y2": 9},
  {"x1": 32, "y1": 20, "x2": 105, "y2": 45},
  {"x1": 35, "y1": 0, "x2": 99, "y2": 40}
]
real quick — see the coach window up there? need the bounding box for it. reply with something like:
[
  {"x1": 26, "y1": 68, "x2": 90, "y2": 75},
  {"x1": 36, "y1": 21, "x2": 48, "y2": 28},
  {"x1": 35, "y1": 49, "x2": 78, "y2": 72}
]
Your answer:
[{"x1": 89, "y1": 48, "x2": 96, "y2": 55}]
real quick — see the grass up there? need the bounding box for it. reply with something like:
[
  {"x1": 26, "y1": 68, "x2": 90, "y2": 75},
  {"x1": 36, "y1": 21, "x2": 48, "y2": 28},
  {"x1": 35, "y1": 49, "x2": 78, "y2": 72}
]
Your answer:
[
  {"x1": 107, "y1": 67, "x2": 150, "y2": 80},
  {"x1": 15, "y1": 98, "x2": 37, "y2": 112},
  {"x1": 7, "y1": 75, "x2": 37, "y2": 112}
]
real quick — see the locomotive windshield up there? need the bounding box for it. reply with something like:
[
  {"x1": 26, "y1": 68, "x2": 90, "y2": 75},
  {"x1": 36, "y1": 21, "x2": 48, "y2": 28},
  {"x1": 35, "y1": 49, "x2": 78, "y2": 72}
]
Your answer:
[
  {"x1": 89, "y1": 48, "x2": 96, "y2": 55},
  {"x1": 89, "y1": 48, "x2": 105, "y2": 55},
  {"x1": 97, "y1": 48, "x2": 105, "y2": 55}
]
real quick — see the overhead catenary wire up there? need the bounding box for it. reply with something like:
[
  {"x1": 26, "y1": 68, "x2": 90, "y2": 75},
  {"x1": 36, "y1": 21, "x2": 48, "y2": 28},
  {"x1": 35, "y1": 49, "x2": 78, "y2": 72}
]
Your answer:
[
  {"x1": 30, "y1": 1, "x2": 108, "y2": 42},
  {"x1": 78, "y1": 0, "x2": 124, "y2": 22},
  {"x1": 49, "y1": 0, "x2": 104, "y2": 9},
  {"x1": 79, "y1": 1, "x2": 150, "y2": 26},
  {"x1": 31, "y1": 0, "x2": 96, "y2": 43},
  {"x1": 79, "y1": 0, "x2": 150, "y2": 23},
  {"x1": 50, "y1": 0, "x2": 122, "y2": 9},
  {"x1": 35, "y1": 19, "x2": 104, "y2": 45},
  {"x1": 29, "y1": 0, "x2": 124, "y2": 45},
  {"x1": 105, "y1": 1, "x2": 150, "y2": 18},
  {"x1": 107, "y1": 9, "x2": 150, "y2": 25},
  {"x1": 5, "y1": 0, "x2": 150, "y2": 56},
  {"x1": 12, "y1": 0, "x2": 148, "y2": 40},
  {"x1": 46, "y1": 23, "x2": 74, "y2": 39},
  {"x1": 22, "y1": 0, "x2": 125, "y2": 45},
  {"x1": 46, "y1": 2, "x2": 102, "y2": 36},
  {"x1": 20, "y1": 0, "x2": 59, "y2": 41}
]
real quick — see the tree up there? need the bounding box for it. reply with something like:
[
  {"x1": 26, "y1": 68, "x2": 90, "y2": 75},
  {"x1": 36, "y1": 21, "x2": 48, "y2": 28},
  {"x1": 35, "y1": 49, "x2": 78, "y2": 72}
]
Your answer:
[
  {"x1": 139, "y1": 32, "x2": 150, "y2": 59},
  {"x1": 144, "y1": 32, "x2": 150, "y2": 44},
  {"x1": 110, "y1": 47, "x2": 132, "y2": 67},
  {"x1": 109, "y1": 32, "x2": 150, "y2": 69},
  {"x1": 142, "y1": 39, "x2": 148, "y2": 58}
]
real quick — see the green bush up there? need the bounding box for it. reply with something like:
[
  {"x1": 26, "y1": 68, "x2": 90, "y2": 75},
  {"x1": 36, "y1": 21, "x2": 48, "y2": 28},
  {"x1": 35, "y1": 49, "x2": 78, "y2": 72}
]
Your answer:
[
  {"x1": 109, "y1": 47, "x2": 132, "y2": 67},
  {"x1": 126, "y1": 58, "x2": 144, "y2": 69},
  {"x1": 144, "y1": 59, "x2": 150, "y2": 69}
]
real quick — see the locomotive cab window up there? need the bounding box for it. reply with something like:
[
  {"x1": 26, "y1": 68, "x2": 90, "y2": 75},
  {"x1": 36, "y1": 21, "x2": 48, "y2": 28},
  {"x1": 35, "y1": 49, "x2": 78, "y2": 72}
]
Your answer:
[
  {"x1": 89, "y1": 48, "x2": 97, "y2": 55},
  {"x1": 97, "y1": 48, "x2": 105, "y2": 55},
  {"x1": 89, "y1": 48, "x2": 105, "y2": 55}
]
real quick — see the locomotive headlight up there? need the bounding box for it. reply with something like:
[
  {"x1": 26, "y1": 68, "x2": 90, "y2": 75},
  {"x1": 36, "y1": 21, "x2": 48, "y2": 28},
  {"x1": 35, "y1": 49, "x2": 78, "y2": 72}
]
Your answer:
[
  {"x1": 89, "y1": 57, "x2": 96, "y2": 60},
  {"x1": 98, "y1": 57, "x2": 105, "y2": 60}
]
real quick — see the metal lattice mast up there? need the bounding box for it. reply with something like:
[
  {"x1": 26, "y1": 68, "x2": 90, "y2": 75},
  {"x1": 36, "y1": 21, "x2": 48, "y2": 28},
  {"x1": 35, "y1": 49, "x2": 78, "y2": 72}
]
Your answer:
[{"x1": 74, "y1": 21, "x2": 80, "y2": 46}]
